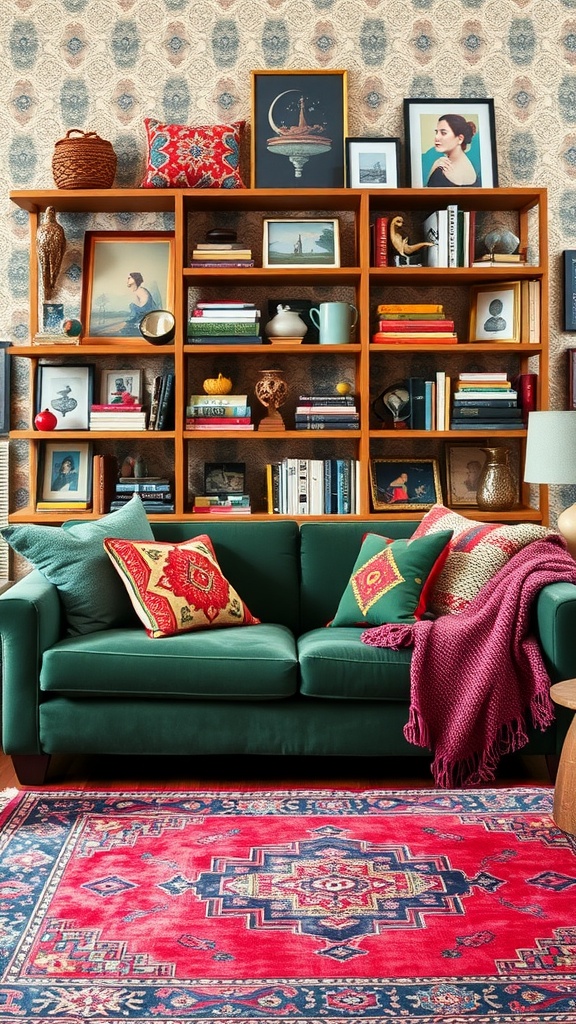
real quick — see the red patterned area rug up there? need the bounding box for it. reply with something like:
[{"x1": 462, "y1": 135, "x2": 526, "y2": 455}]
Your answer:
[{"x1": 1, "y1": 786, "x2": 575, "y2": 1022}]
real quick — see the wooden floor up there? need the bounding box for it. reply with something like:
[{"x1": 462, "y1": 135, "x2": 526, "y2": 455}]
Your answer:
[{"x1": 0, "y1": 749, "x2": 552, "y2": 792}]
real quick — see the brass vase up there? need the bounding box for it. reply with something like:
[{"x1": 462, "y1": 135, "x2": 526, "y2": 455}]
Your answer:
[
  {"x1": 476, "y1": 446, "x2": 517, "y2": 511},
  {"x1": 255, "y1": 369, "x2": 288, "y2": 431}
]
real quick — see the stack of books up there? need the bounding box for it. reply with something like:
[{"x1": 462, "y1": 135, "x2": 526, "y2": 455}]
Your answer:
[
  {"x1": 294, "y1": 393, "x2": 359, "y2": 430},
  {"x1": 372, "y1": 303, "x2": 458, "y2": 345},
  {"x1": 187, "y1": 301, "x2": 262, "y2": 345},
  {"x1": 472, "y1": 251, "x2": 527, "y2": 267},
  {"x1": 148, "y1": 372, "x2": 175, "y2": 430},
  {"x1": 451, "y1": 372, "x2": 523, "y2": 430},
  {"x1": 109, "y1": 477, "x2": 175, "y2": 514},
  {"x1": 192, "y1": 494, "x2": 251, "y2": 514},
  {"x1": 89, "y1": 403, "x2": 147, "y2": 430},
  {"x1": 190, "y1": 241, "x2": 254, "y2": 268},
  {"x1": 266, "y1": 458, "x2": 360, "y2": 515},
  {"x1": 186, "y1": 392, "x2": 254, "y2": 430}
]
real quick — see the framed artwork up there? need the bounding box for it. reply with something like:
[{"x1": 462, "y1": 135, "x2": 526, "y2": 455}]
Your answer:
[
  {"x1": 100, "y1": 369, "x2": 142, "y2": 405},
  {"x1": 403, "y1": 98, "x2": 498, "y2": 189},
  {"x1": 42, "y1": 302, "x2": 64, "y2": 332},
  {"x1": 204, "y1": 462, "x2": 246, "y2": 495},
  {"x1": 563, "y1": 250, "x2": 576, "y2": 330},
  {"x1": 250, "y1": 69, "x2": 348, "y2": 188},
  {"x1": 81, "y1": 231, "x2": 175, "y2": 343},
  {"x1": 568, "y1": 349, "x2": 576, "y2": 408},
  {"x1": 445, "y1": 443, "x2": 519, "y2": 507},
  {"x1": 369, "y1": 458, "x2": 442, "y2": 512},
  {"x1": 0, "y1": 341, "x2": 9, "y2": 435},
  {"x1": 262, "y1": 218, "x2": 340, "y2": 269},
  {"x1": 39, "y1": 441, "x2": 93, "y2": 501},
  {"x1": 35, "y1": 363, "x2": 94, "y2": 430},
  {"x1": 345, "y1": 137, "x2": 401, "y2": 189},
  {"x1": 469, "y1": 281, "x2": 521, "y2": 343}
]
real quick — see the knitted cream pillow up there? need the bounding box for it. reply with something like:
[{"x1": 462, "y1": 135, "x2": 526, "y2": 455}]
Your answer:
[{"x1": 412, "y1": 504, "x2": 551, "y2": 616}]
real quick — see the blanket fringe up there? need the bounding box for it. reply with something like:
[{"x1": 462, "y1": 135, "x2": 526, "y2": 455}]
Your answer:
[
  {"x1": 403, "y1": 705, "x2": 432, "y2": 751},
  {"x1": 361, "y1": 622, "x2": 415, "y2": 649},
  {"x1": 432, "y1": 718, "x2": 530, "y2": 788}
]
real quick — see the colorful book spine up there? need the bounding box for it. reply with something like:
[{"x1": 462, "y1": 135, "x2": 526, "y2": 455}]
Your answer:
[
  {"x1": 187, "y1": 321, "x2": 261, "y2": 335},
  {"x1": 373, "y1": 216, "x2": 388, "y2": 267},
  {"x1": 377, "y1": 320, "x2": 455, "y2": 332}
]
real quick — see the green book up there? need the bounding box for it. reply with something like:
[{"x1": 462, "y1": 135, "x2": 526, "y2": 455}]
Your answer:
[{"x1": 187, "y1": 321, "x2": 260, "y2": 336}]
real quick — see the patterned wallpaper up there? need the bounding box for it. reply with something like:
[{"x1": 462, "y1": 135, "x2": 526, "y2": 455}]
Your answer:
[{"x1": 1, "y1": 0, "x2": 576, "y2": 518}]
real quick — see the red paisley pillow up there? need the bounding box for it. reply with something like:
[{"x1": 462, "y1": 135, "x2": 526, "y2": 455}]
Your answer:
[
  {"x1": 141, "y1": 117, "x2": 245, "y2": 189},
  {"x1": 104, "y1": 534, "x2": 260, "y2": 638}
]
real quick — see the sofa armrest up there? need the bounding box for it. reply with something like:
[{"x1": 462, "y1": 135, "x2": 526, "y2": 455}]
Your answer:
[
  {"x1": 535, "y1": 580, "x2": 576, "y2": 683},
  {"x1": 0, "y1": 570, "x2": 62, "y2": 753}
]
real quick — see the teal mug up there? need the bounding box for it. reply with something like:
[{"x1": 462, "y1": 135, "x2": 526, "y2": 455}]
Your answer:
[{"x1": 309, "y1": 302, "x2": 359, "y2": 345}]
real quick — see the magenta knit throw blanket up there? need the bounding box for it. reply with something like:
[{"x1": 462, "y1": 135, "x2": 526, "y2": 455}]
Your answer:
[{"x1": 361, "y1": 535, "x2": 576, "y2": 788}]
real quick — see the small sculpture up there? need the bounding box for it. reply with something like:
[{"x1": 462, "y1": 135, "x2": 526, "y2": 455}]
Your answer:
[
  {"x1": 389, "y1": 215, "x2": 433, "y2": 267},
  {"x1": 36, "y1": 206, "x2": 66, "y2": 300},
  {"x1": 255, "y1": 369, "x2": 288, "y2": 431}
]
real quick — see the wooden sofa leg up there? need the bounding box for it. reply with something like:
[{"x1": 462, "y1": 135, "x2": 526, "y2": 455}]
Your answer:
[
  {"x1": 545, "y1": 753, "x2": 560, "y2": 784},
  {"x1": 11, "y1": 754, "x2": 51, "y2": 786}
]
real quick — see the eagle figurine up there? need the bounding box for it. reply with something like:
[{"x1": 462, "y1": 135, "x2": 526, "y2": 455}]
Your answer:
[{"x1": 36, "y1": 206, "x2": 66, "y2": 300}]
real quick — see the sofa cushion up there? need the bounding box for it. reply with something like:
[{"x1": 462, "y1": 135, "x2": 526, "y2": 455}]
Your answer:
[
  {"x1": 104, "y1": 533, "x2": 260, "y2": 637},
  {"x1": 40, "y1": 623, "x2": 298, "y2": 698},
  {"x1": 0, "y1": 495, "x2": 154, "y2": 636},
  {"x1": 298, "y1": 628, "x2": 411, "y2": 700},
  {"x1": 329, "y1": 530, "x2": 453, "y2": 627},
  {"x1": 412, "y1": 503, "x2": 551, "y2": 615},
  {"x1": 141, "y1": 117, "x2": 245, "y2": 189}
]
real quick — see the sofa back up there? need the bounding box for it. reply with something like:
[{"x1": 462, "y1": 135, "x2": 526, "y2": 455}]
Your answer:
[
  {"x1": 152, "y1": 519, "x2": 301, "y2": 633},
  {"x1": 299, "y1": 521, "x2": 417, "y2": 633}
]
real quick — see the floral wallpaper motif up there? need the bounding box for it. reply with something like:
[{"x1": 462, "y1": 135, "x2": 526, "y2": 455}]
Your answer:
[{"x1": 1, "y1": 0, "x2": 575, "y2": 518}]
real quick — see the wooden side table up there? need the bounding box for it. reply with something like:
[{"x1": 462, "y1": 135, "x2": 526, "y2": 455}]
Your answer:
[{"x1": 550, "y1": 680, "x2": 576, "y2": 835}]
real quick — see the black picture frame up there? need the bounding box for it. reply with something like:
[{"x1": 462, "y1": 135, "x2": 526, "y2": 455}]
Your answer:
[
  {"x1": 403, "y1": 98, "x2": 498, "y2": 189},
  {"x1": 251, "y1": 70, "x2": 348, "y2": 189},
  {"x1": 345, "y1": 137, "x2": 401, "y2": 189},
  {"x1": 35, "y1": 363, "x2": 95, "y2": 430},
  {"x1": 204, "y1": 462, "x2": 246, "y2": 496},
  {"x1": 0, "y1": 341, "x2": 10, "y2": 436},
  {"x1": 564, "y1": 250, "x2": 576, "y2": 331}
]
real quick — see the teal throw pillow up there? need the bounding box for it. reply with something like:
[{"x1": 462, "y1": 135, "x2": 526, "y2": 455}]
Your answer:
[
  {"x1": 1, "y1": 494, "x2": 154, "y2": 635},
  {"x1": 329, "y1": 530, "x2": 453, "y2": 627}
]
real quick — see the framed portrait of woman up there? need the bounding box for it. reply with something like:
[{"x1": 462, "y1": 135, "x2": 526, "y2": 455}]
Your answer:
[
  {"x1": 403, "y1": 98, "x2": 498, "y2": 189},
  {"x1": 38, "y1": 441, "x2": 93, "y2": 504},
  {"x1": 369, "y1": 458, "x2": 442, "y2": 512},
  {"x1": 81, "y1": 232, "x2": 175, "y2": 344}
]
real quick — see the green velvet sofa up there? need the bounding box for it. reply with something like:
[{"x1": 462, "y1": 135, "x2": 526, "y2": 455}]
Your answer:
[{"x1": 1, "y1": 519, "x2": 575, "y2": 786}]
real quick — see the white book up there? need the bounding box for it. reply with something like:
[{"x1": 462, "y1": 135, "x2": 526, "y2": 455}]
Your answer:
[
  {"x1": 435, "y1": 370, "x2": 446, "y2": 430},
  {"x1": 193, "y1": 310, "x2": 260, "y2": 320},
  {"x1": 298, "y1": 459, "x2": 309, "y2": 515},
  {"x1": 447, "y1": 204, "x2": 458, "y2": 267},
  {"x1": 309, "y1": 460, "x2": 325, "y2": 515}
]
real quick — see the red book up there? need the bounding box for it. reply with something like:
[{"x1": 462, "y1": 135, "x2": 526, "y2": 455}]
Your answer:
[
  {"x1": 373, "y1": 216, "x2": 388, "y2": 267},
  {"x1": 513, "y1": 373, "x2": 537, "y2": 423},
  {"x1": 377, "y1": 319, "x2": 455, "y2": 332},
  {"x1": 371, "y1": 333, "x2": 458, "y2": 345}
]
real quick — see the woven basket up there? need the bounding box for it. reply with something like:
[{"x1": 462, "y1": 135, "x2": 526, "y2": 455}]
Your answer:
[{"x1": 52, "y1": 129, "x2": 117, "y2": 189}]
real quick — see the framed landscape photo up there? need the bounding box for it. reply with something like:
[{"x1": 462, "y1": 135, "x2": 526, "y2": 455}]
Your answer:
[
  {"x1": 100, "y1": 369, "x2": 142, "y2": 405},
  {"x1": 36, "y1": 363, "x2": 94, "y2": 430},
  {"x1": 369, "y1": 458, "x2": 442, "y2": 512},
  {"x1": 345, "y1": 137, "x2": 400, "y2": 189},
  {"x1": 251, "y1": 69, "x2": 348, "y2": 188},
  {"x1": 403, "y1": 98, "x2": 498, "y2": 188},
  {"x1": 469, "y1": 281, "x2": 521, "y2": 343},
  {"x1": 263, "y1": 218, "x2": 340, "y2": 269},
  {"x1": 39, "y1": 441, "x2": 92, "y2": 502},
  {"x1": 81, "y1": 231, "x2": 175, "y2": 344}
]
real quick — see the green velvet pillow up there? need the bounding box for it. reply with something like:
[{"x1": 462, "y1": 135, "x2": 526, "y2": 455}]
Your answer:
[
  {"x1": 329, "y1": 530, "x2": 453, "y2": 627},
  {"x1": 0, "y1": 495, "x2": 155, "y2": 636}
]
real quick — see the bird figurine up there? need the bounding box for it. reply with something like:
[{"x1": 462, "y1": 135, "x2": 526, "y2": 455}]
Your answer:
[
  {"x1": 389, "y1": 215, "x2": 433, "y2": 264},
  {"x1": 36, "y1": 206, "x2": 66, "y2": 300}
]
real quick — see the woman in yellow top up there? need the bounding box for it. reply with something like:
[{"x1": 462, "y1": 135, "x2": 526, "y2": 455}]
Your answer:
[{"x1": 426, "y1": 114, "x2": 480, "y2": 187}]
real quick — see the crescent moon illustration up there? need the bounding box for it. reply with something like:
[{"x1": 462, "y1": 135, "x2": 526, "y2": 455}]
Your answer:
[{"x1": 268, "y1": 89, "x2": 301, "y2": 135}]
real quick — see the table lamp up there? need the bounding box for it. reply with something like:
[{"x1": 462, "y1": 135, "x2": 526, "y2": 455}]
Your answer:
[{"x1": 524, "y1": 410, "x2": 576, "y2": 555}]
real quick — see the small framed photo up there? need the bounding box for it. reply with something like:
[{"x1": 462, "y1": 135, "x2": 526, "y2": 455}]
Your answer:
[
  {"x1": 262, "y1": 218, "x2": 340, "y2": 269},
  {"x1": 42, "y1": 302, "x2": 64, "y2": 332},
  {"x1": 100, "y1": 369, "x2": 142, "y2": 405},
  {"x1": 403, "y1": 98, "x2": 498, "y2": 189},
  {"x1": 251, "y1": 69, "x2": 347, "y2": 189},
  {"x1": 469, "y1": 282, "x2": 521, "y2": 343},
  {"x1": 369, "y1": 458, "x2": 442, "y2": 512},
  {"x1": 568, "y1": 349, "x2": 576, "y2": 408},
  {"x1": 564, "y1": 250, "x2": 576, "y2": 330},
  {"x1": 39, "y1": 441, "x2": 93, "y2": 501},
  {"x1": 81, "y1": 231, "x2": 175, "y2": 343},
  {"x1": 204, "y1": 462, "x2": 246, "y2": 495},
  {"x1": 345, "y1": 137, "x2": 401, "y2": 189},
  {"x1": 35, "y1": 363, "x2": 94, "y2": 430},
  {"x1": 445, "y1": 443, "x2": 519, "y2": 508}
]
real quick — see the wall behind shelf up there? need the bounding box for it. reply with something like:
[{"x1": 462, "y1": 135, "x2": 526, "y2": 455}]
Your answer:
[{"x1": 0, "y1": 4, "x2": 575, "y2": 523}]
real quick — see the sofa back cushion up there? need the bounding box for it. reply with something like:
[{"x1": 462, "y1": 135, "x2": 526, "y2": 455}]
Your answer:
[
  {"x1": 299, "y1": 521, "x2": 416, "y2": 633},
  {"x1": 152, "y1": 519, "x2": 300, "y2": 632}
]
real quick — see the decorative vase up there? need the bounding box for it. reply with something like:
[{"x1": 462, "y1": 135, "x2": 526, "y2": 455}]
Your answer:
[
  {"x1": 255, "y1": 369, "x2": 288, "y2": 431},
  {"x1": 264, "y1": 304, "x2": 307, "y2": 341},
  {"x1": 476, "y1": 446, "x2": 517, "y2": 511}
]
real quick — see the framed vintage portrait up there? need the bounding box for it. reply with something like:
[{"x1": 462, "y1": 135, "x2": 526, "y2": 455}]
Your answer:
[
  {"x1": 469, "y1": 281, "x2": 521, "y2": 343},
  {"x1": 204, "y1": 462, "x2": 246, "y2": 495},
  {"x1": 403, "y1": 98, "x2": 498, "y2": 189},
  {"x1": 38, "y1": 441, "x2": 93, "y2": 501},
  {"x1": 564, "y1": 250, "x2": 576, "y2": 331},
  {"x1": 262, "y1": 218, "x2": 340, "y2": 269},
  {"x1": 445, "y1": 443, "x2": 519, "y2": 508},
  {"x1": 345, "y1": 137, "x2": 401, "y2": 189},
  {"x1": 100, "y1": 369, "x2": 143, "y2": 405},
  {"x1": 251, "y1": 69, "x2": 348, "y2": 188},
  {"x1": 81, "y1": 231, "x2": 175, "y2": 343},
  {"x1": 0, "y1": 341, "x2": 9, "y2": 435},
  {"x1": 369, "y1": 458, "x2": 442, "y2": 512},
  {"x1": 35, "y1": 363, "x2": 94, "y2": 430}
]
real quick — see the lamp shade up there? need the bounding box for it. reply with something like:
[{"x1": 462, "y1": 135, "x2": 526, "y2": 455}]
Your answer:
[{"x1": 524, "y1": 410, "x2": 576, "y2": 484}]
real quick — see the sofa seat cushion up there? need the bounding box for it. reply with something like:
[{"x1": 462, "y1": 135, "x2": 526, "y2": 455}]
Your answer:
[
  {"x1": 298, "y1": 628, "x2": 411, "y2": 700},
  {"x1": 39, "y1": 624, "x2": 298, "y2": 699}
]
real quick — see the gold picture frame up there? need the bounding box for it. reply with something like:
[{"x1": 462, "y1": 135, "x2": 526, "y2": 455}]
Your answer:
[
  {"x1": 469, "y1": 281, "x2": 522, "y2": 343},
  {"x1": 369, "y1": 458, "x2": 442, "y2": 512}
]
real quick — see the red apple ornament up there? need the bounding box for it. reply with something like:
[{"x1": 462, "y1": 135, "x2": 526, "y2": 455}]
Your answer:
[{"x1": 34, "y1": 408, "x2": 58, "y2": 431}]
